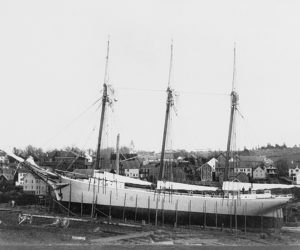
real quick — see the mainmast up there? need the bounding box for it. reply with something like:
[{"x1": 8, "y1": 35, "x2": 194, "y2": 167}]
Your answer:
[
  {"x1": 159, "y1": 42, "x2": 174, "y2": 180},
  {"x1": 95, "y1": 39, "x2": 110, "y2": 169},
  {"x1": 224, "y1": 44, "x2": 239, "y2": 181}
]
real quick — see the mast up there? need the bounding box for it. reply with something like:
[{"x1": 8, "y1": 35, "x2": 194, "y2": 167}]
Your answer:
[
  {"x1": 159, "y1": 42, "x2": 174, "y2": 180},
  {"x1": 224, "y1": 43, "x2": 239, "y2": 181},
  {"x1": 95, "y1": 39, "x2": 110, "y2": 169},
  {"x1": 116, "y1": 134, "x2": 120, "y2": 174}
]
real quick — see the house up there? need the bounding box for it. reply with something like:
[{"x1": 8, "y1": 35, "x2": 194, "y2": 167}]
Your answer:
[
  {"x1": 0, "y1": 175, "x2": 9, "y2": 191},
  {"x1": 197, "y1": 158, "x2": 218, "y2": 181},
  {"x1": 16, "y1": 167, "x2": 29, "y2": 186},
  {"x1": 291, "y1": 171, "x2": 300, "y2": 185},
  {"x1": 215, "y1": 153, "x2": 236, "y2": 180},
  {"x1": 289, "y1": 165, "x2": 300, "y2": 178},
  {"x1": 23, "y1": 172, "x2": 47, "y2": 196},
  {"x1": 140, "y1": 160, "x2": 189, "y2": 183},
  {"x1": 119, "y1": 158, "x2": 140, "y2": 179},
  {"x1": 0, "y1": 151, "x2": 8, "y2": 166},
  {"x1": 253, "y1": 165, "x2": 267, "y2": 179},
  {"x1": 42, "y1": 150, "x2": 91, "y2": 170},
  {"x1": 0, "y1": 166, "x2": 15, "y2": 181}
]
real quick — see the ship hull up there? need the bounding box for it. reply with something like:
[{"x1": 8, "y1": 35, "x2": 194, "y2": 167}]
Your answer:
[{"x1": 55, "y1": 176, "x2": 290, "y2": 228}]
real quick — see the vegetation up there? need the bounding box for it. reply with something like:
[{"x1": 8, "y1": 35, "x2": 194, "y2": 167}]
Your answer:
[{"x1": 274, "y1": 159, "x2": 289, "y2": 177}]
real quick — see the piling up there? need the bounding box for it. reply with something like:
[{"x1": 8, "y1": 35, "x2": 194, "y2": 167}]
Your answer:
[
  {"x1": 81, "y1": 192, "x2": 83, "y2": 217},
  {"x1": 188, "y1": 199, "x2": 191, "y2": 228},
  {"x1": 68, "y1": 182, "x2": 72, "y2": 217},
  {"x1": 148, "y1": 196, "x2": 150, "y2": 224},
  {"x1": 134, "y1": 195, "x2": 138, "y2": 222},
  {"x1": 234, "y1": 199, "x2": 237, "y2": 237},
  {"x1": 174, "y1": 199, "x2": 178, "y2": 228},
  {"x1": 260, "y1": 203, "x2": 263, "y2": 233},
  {"x1": 244, "y1": 202, "x2": 247, "y2": 235},
  {"x1": 123, "y1": 193, "x2": 126, "y2": 221},
  {"x1": 94, "y1": 195, "x2": 98, "y2": 218},
  {"x1": 155, "y1": 196, "x2": 159, "y2": 226},
  {"x1": 109, "y1": 191, "x2": 112, "y2": 218},
  {"x1": 215, "y1": 201, "x2": 218, "y2": 228},
  {"x1": 203, "y1": 201, "x2": 206, "y2": 230},
  {"x1": 161, "y1": 197, "x2": 165, "y2": 226}
]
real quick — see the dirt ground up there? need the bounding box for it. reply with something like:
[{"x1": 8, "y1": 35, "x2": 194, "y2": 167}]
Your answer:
[{"x1": 0, "y1": 204, "x2": 300, "y2": 247}]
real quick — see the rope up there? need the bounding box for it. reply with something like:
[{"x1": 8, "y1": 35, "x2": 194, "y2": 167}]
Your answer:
[
  {"x1": 42, "y1": 97, "x2": 101, "y2": 148},
  {"x1": 114, "y1": 86, "x2": 229, "y2": 96}
]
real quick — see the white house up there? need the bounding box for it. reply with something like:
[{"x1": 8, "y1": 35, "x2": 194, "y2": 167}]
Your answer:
[
  {"x1": 23, "y1": 172, "x2": 47, "y2": 196},
  {"x1": 289, "y1": 165, "x2": 300, "y2": 177},
  {"x1": 16, "y1": 168, "x2": 29, "y2": 186},
  {"x1": 124, "y1": 168, "x2": 139, "y2": 178},
  {"x1": 292, "y1": 171, "x2": 300, "y2": 185},
  {"x1": 253, "y1": 166, "x2": 266, "y2": 179}
]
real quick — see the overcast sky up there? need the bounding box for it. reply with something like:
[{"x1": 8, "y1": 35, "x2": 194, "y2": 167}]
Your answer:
[{"x1": 1, "y1": 0, "x2": 300, "y2": 152}]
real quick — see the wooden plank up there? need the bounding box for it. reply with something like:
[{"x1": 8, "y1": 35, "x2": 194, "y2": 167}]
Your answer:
[{"x1": 90, "y1": 231, "x2": 154, "y2": 244}]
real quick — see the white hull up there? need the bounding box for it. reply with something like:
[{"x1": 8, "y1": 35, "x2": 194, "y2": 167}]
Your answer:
[{"x1": 54, "y1": 176, "x2": 291, "y2": 225}]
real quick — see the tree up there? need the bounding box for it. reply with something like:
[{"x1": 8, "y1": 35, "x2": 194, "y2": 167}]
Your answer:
[{"x1": 275, "y1": 159, "x2": 289, "y2": 177}]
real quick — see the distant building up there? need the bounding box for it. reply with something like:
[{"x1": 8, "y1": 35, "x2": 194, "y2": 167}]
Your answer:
[
  {"x1": 0, "y1": 175, "x2": 9, "y2": 191},
  {"x1": 289, "y1": 165, "x2": 300, "y2": 178},
  {"x1": 140, "y1": 161, "x2": 189, "y2": 183},
  {"x1": 42, "y1": 150, "x2": 90, "y2": 170},
  {"x1": 23, "y1": 172, "x2": 47, "y2": 196},
  {"x1": 197, "y1": 158, "x2": 218, "y2": 182},
  {"x1": 292, "y1": 171, "x2": 300, "y2": 185},
  {"x1": 119, "y1": 157, "x2": 140, "y2": 179},
  {"x1": 0, "y1": 151, "x2": 8, "y2": 166},
  {"x1": 253, "y1": 165, "x2": 267, "y2": 179},
  {"x1": 0, "y1": 166, "x2": 15, "y2": 181},
  {"x1": 16, "y1": 167, "x2": 29, "y2": 186}
]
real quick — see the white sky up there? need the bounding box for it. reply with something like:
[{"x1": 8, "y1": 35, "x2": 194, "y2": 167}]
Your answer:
[{"x1": 1, "y1": 0, "x2": 300, "y2": 152}]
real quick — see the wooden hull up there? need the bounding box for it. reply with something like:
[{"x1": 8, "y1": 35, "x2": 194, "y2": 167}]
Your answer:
[{"x1": 54, "y1": 176, "x2": 290, "y2": 228}]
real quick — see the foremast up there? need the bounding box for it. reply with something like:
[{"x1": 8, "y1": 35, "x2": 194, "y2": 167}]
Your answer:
[
  {"x1": 224, "y1": 44, "x2": 239, "y2": 181},
  {"x1": 159, "y1": 42, "x2": 175, "y2": 180},
  {"x1": 95, "y1": 40, "x2": 110, "y2": 170}
]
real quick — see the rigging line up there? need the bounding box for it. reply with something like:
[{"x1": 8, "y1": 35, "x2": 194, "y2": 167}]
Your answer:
[
  {"x1": 115, "y1": 87, "x2": 229, "y2": 96},
  {"x1": 42, "y1": 97, "x2": 102, "y2": 148}
]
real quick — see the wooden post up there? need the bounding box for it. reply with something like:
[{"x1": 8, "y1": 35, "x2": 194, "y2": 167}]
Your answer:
[
  {"x1": 91, "y1": 196, "x2": 94, "y2": 218},
  {"x1": 188, "y1": 200, "x2": 191, "y2": 228},
  {"x1": 81, "y1": 192, "x2": 83, "y2": 217},
  {"x1": 244, "y1": 203, "x2": 247, "y2": 235},
  {"x1": 134, "y1": 195, "x2": 138, "y2": 222},
  {"x1": 123, "y1": 193, "x2": 127, "y2": 221},
  {"x1": 174, "y1": 199, "x2": 178, "y2": 228},
  {"x1": 93, "y1": 195, "x2": 98, "y2": 217},
  {"x1": 68, "y1": 182, "x2": 72, "y2": 217},
  {"x1": 203, "y1": 201, "x2": 206, "y2": 229},
  {"x1": 215, "y1": 201, "x2": 218, "y2": 228},
  {"x1": 229, "y1": 201, "x2": 232, "y2": 232},
  {"x1": 148, "y1": 196, "x2": 151, "y2": 224},
  {"x1": 260, "y1": 203, "x2": 263, "y2": 233},
  {"x1": 155, "y1": 196, "x2": 159, "y2": 226},
  {"x1": 109, "y1": 191, "x2": 112, "y2": 218},
  {"x1": 162, "y1": 198, "x2": 165, "y2": 226},
  {"x1": 235, "y1": 199, "x2": 237, "y2": 237}
]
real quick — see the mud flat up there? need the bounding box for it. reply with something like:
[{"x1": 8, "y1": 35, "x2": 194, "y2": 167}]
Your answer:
[{"x1": 0, "y1": 204, "x2": 300, "y2": 248}]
